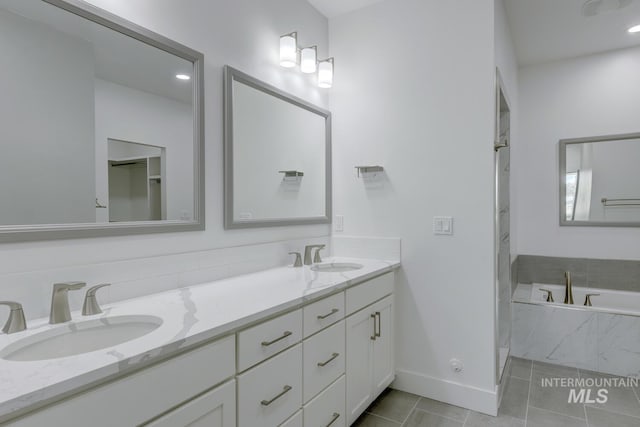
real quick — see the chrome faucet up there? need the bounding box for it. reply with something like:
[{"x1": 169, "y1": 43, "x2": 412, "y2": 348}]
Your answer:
[
  {"x1": 304, "y1": 244, "x2": 325, "y2": 266},
  {"x1": 82, "y1": 284, "x2": 111, "y2": 316},
  {"x1": 563, "y1": 272, "x2": 574, "y2": 304},
  {"x1": 50, "y1": 282, "x2": 86, "y2": 324},
  {"x1": 0, "y1": 301, "x2": 27, "y2": 334}
]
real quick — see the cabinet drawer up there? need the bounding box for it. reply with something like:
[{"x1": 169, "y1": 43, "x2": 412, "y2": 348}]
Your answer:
[
  {"x1": 238, "y1": 309, "x2": 302, "y2": 372},
  {"x1": 280, "y1": 410, "x2": 302, "y2": 427},
  {"x1": 237, "y1": 344, "x2": 302, "y2": 427},
  {"x1": 143, "y1": 379, "x2": 235, "y2": 427},
  {"x1": 303, "y1": 292, "x2": 345, "y2": 338},
  {"x1": 7, "y1": 336, "x2": 236, "y2": 427},
  {"x1": 303, "y1": 376, "x2": 346, "y2": 427},
  {"x1": 303, "y1": 320, "x2": 345, "y2": 403},
  {"x1": 346, "y1": 272, "x2": 394, "y2": 315}
]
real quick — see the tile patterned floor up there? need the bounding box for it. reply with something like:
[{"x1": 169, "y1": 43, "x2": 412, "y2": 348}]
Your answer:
[{"x1": 353, "y1": 358, "x2": 640, "y2": 426}]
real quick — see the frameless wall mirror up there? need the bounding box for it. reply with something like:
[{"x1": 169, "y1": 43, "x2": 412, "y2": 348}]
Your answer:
[
  {"x1": 560, "y1": 132, "x2": 640, "y2": 226},
  {"x1": 0, "y1": 0, "x2": 204, "y2": 242},
  {"x1": 223, "y1": 66, "x2": 331, "y2": 229}
]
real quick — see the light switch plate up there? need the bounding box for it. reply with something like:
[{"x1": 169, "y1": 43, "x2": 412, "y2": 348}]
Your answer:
[
  {"x1": 433, "y1": 216, "x2": 453, "y2": 235},
  {"x1": 335, "y1": 215, "x2": 344, "y2": 232}
]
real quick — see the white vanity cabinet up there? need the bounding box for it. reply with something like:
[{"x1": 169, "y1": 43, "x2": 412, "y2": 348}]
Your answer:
[
  {"x1": 144, "y1": 379, "x2": 236, "y2": 427},
  {"x1": 345, "y1": 273, "x2": 395, "y2": 425},
  {"x1": 4, "y1": 271, "x2": 396, "y2": 427},
  {"x1": 7, "y1": 335, "x2": 236, "y2": 427}
]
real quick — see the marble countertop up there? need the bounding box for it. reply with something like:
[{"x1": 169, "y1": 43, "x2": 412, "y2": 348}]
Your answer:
[{"x1": 0, "y1": 257, "x2": 399, "y2": 422}]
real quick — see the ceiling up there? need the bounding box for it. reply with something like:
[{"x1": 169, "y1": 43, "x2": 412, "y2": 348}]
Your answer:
[
  {"x1": 306, "y1": 0, "x2": 388, "y2": 18},
  {"x1": 504, "y1": 0, "x2": 640, "y2": 65},
  {"x1": 2, "y1": 0, "x2": 193, "y2": 104}
]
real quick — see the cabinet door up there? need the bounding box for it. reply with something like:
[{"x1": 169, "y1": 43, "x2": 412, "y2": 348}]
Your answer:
[
  {"x1": 144, "y1": 379, "x2": 236, "y2": 427},
  {"x1": 345, "y1": 308, "x2": 375, "y2": 425},
  {"x1": 372, "y1": 295, "x2": 394, "y2": 396}
]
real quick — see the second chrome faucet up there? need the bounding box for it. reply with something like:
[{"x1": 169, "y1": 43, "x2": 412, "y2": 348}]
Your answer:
[{"x1": 50, "y1": 282, "x2": 111, "y2": 324}]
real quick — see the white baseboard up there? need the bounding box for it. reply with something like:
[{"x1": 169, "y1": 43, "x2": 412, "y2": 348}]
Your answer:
[{"x1": 392, "y1": 369, "x2": 498, "y2": 416}]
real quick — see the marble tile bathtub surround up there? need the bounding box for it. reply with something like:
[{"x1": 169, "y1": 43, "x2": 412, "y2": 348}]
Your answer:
[
  {"x1": 0, "y1": 236, "x2": 332, "y2": 322},
  {"x1": 512, "y1": 301, "x2": 640, "y2": 378},
  {"x1": 517, "y1": 255, "x2": 640, "y2": 292}
]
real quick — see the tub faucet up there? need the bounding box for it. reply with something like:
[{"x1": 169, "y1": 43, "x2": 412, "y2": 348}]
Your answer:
[
  {"x1": 50, "y1": 282, "x2": 86, "y2": 324},
  {"x1": 563, "y1": 272, "x2": 574, "y2": 305}
]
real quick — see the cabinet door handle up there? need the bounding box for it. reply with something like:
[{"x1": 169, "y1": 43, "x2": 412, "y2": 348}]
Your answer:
[
  {"x1": 375, "y1": 311, "x2": 381, "y2": 338},
  {"x1": 370, "y1": 313, "x2": 376, "y2": 341},
  {"x1": 317, "y1": 308, "x2": 339, "y2": 320},
  {"x1": 326, "y1": 412, "x2": 340, "y2": 427},
  {"x1": 260, "y1": 385, "x2": 292, "y2": 406},
  {"x1": 317, "y1": 352, "x2": 340, "y2": 367},
  {"x1": 261, "y1": 331, "x2": 292, "y2": 347}
]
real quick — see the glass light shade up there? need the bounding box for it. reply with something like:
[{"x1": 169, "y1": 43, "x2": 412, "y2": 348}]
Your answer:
[
  {"x1": 280, "y1": 34, "x2": 297, "y2": 68},
  {"x1": 300, "y1": 47, "x2": 317, "y2": 73},
  {"x1": 318, "y1": 59, "x2": 334, "y2": 88},
  {"x1": 628, "y1": 24, "x2": 640, "y2": 33}
]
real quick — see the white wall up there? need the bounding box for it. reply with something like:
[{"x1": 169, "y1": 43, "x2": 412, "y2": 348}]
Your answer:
[
  {"x1": 0, "y1": 0, "x2": 329, "y2": 275},
  {"x1": 0, "y1": 8, "x2": 95, "y2": 225},
  {"x1": 516, "y1": 46, "x2": 640, "y2": 260},
  {"x1": 94, "y1": 78, "x2": 193, "y2": 222},
  {"x1": 330, "y1": 0, "x2": 498, "y2": 413}
]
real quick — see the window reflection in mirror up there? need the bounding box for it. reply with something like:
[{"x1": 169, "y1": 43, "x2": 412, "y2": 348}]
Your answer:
[{"x1": 561, "y1": 134, "x2": 640, "y2": 225}]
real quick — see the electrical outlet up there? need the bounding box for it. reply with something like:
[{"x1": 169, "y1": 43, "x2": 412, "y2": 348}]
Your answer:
[{"x1": 335, "y1": 215, "x2": 344, "y2": 232}]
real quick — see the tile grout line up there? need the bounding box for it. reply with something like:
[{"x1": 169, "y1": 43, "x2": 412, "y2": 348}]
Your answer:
[
  {"x1": 583, "y1": 403, "x2": 640, "y2": 420},
  {"x1": 462, "y1": 406, "x2": 470, "y2": 427},
  {"x1": 524, "y1": 360, "x2": 532, "y2": 427},
  {"x1": 411, "y1": 407, "x2": 467, "y2": 425},
  {"x1": 399, "y1": 397, "x2": 420, "y2": 426},
  {"x1": 527, "y1": 405, "x2": 587, "y2": 421},
  {"x1": 584, "y1": 403, "x2": 590, "y2": 427},
  {"x1": 363, "y1": 412, "x2": 402, "y2": 425}
]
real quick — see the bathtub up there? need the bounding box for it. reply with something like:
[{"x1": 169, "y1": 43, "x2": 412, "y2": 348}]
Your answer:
[
  {"x1": 519, "y1": 283, "x2": 640, "y2": 317},
  {"x1": 511, "y1": 283, "x2": 640, "y2": 378}
]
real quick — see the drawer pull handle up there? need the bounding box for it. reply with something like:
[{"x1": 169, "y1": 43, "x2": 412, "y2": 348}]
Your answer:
[
  {"x1": 370, "y1": 313, "x2": 376, "y2": 340},
  {"x1": 326, "y1": 412, "x2": 340, "y2": 427},
  {"x1": 261, "y1": 331, "x2": 292, "y2": 347},
  {"x1": 375, "y1": 311, "x2": 381, "y2": 338},
  {"x1": 261, "y1": 385, "x2": 292, "y2": 406},
  {"x1": 317, "y1": 352, "x2": 340, "y2": 367},
  {"x1": 317, "y1": 308, "x2": 339, "y2": 320}
]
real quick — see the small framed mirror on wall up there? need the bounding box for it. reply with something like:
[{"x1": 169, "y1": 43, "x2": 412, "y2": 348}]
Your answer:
[
  {"x1": 0, "y1": 0, "x2": 205, "y2": 242},
  {"x1": 559, "y1": 132, "x2": 640, "y2": 227},
  {"x1": 223, "y1": 66, "x2": 332, "y2": 229}
]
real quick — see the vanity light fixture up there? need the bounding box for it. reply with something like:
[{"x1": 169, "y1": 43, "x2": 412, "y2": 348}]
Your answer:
[
  {"x1": 280, "y1": 32, "x2": 298, "y2": 68},
  {"x1": 628, "y1": 24, "x2": 640, "y2": 33},
  {"x1": 318, "y1": 58, "x2": 334, "y2": 89},
  {"x1": 300, "y1": 46, "x2": 318, "y2": 74},
  {"x1": 175, "y1": 74, "x2": 191, "y2": 80}
]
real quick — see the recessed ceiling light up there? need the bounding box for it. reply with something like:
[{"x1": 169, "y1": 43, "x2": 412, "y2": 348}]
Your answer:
[
  {"x1": 582, "y1": 0, "x2": 632, "y2": 17},
  {"x1": 175, "y1": 74, "x2": 191, "y2": 80},
  {"x1": 629, "y1": 24, "x2": 640, "y2": 33}
]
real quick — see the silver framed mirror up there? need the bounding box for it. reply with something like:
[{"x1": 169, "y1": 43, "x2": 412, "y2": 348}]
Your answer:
[
  {"x1": 0, "y1": 0, "x2": 205, "y2": 242},
  {"x1": 559, "y1": 132, "x2": 640, "y2": 227},
  {"x1": 223, "y1": 66, "x2": 332, "y2": 229}
]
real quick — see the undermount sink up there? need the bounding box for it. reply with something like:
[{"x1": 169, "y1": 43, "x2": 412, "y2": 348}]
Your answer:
[
  {"x1": 311, "y1": 262, "x2": 364, "y2": 273},
  {"x1": 0, "y1": 315, "x2": 163, "y2": 362}
]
